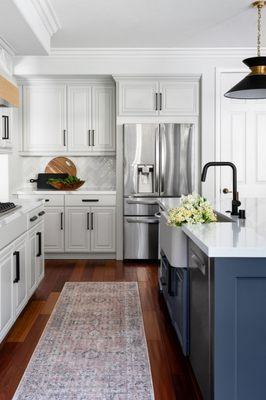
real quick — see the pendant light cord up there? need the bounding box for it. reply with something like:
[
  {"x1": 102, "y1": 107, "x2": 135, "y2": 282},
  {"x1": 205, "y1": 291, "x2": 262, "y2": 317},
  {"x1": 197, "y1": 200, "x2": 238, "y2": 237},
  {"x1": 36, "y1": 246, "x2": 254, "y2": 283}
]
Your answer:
[{"x1": 257, "y1": 3, "x2": 262, "y2": 56}]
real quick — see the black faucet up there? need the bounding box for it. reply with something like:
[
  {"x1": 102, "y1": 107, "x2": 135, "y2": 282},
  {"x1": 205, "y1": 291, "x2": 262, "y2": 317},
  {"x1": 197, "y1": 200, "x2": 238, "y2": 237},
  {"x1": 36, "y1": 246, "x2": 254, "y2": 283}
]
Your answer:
[{"x1": 201, "y1": 162, "x2": 241, "y2": 216}]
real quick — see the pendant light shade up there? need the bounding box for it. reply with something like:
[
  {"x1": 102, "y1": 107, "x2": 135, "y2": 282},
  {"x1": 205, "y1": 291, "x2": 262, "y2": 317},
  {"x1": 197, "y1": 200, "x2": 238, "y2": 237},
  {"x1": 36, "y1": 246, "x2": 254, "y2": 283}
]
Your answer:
[
  {"x1": 225, "y1": 1, "x2": 266, "y2": 99},
  {"x1": 224, "y1": 57, "x2": 266, "y2": 99}
]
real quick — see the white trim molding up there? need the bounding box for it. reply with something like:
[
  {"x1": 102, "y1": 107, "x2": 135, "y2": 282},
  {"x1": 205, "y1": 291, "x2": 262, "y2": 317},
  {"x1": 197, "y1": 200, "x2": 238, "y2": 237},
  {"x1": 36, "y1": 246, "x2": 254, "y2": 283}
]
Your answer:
[
  {"x1": 50, "y1": 47, "x2": 266, "y2": 58},
  {"x1": 30, "y1": 0, "x2": 61, "y2": 37}
]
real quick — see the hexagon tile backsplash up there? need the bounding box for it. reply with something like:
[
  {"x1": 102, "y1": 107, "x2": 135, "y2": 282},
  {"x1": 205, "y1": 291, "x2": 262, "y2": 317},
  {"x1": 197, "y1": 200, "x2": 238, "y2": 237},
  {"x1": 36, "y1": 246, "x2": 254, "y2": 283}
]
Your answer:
[{"x1": 21, "y1": 156, "x2": 116, "y2": 190}]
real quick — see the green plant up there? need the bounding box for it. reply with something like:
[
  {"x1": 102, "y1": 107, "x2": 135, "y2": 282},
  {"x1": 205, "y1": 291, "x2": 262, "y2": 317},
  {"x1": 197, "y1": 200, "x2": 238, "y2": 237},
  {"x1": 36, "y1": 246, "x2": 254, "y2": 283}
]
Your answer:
[{"x1": 47, "y1": 175, "x2": 83, "y2": 185}]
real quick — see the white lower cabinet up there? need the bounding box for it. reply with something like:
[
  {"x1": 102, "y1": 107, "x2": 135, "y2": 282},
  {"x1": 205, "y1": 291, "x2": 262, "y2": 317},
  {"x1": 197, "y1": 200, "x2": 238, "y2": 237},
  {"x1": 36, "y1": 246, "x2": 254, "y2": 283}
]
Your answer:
[
  {"x1": 13, "y1": 235, "x2": 28, "y2": 317},
  {"x1": 28, "y1": 221, "x2": 44, "y2": 296},
  {"x1": 65, "y1": 207, "x2": 90, "y2": 252},
  {"x1": 65, "y1": 206, "x2": 115, "y2": 253},
  {"x1": 0, "y1": 244, "x2": 14, "y2": 341},
  {"x1": 91, "y1": 207, "x2": 116, "y2": 252},
  {"x1": 44, "y1": 207, "x2": 64, "y2": 253}
]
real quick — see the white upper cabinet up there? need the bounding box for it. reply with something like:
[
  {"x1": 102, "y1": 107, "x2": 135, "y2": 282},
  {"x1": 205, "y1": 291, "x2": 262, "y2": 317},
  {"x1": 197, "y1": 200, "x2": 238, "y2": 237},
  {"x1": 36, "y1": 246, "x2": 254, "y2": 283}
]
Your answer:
[
  {"x1": 22, "y1": 85, "x2": 67, "y2": 152},
  {"x1": 116, "y1": 77, "x2": 199, "y2": 117},
  {"x1": 0, "y1": 108, "x2": 12, "y2": 149},
  {"x1": 68, "y1": 86, "x2": 92, "y2": 151},
  {"x1": 118, "y1": 79, "x2": 159, "y2": 116},
  {"x1": 21, "y1": 80, "x2": 115, "y2": 155},
  {"x1": 159, "y1": 80, "x2": 199, "y2": 116},
  {"x1": 68, "y1": 85, "x2": 115, "y2": 153},
  {"x1": 92, "y1": 86, "x2": 115, "y2": 151}
]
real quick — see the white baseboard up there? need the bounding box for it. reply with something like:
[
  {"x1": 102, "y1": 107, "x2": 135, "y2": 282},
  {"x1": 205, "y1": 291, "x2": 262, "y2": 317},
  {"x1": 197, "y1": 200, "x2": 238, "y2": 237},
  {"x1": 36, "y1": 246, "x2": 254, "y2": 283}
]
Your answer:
[{"x1": 45, "y1": 253, "x2": 116, "y2": 260}]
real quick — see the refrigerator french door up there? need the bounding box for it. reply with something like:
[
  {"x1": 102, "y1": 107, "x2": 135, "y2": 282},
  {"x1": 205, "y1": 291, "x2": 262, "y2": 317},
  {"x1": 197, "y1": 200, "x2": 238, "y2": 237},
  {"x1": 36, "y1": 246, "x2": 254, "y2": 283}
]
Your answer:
[
  {"x1": 124, "y1": 123, "x2": 193, "y2": 198},
  {"x1": 123, "y1": 123, "x2": 194, "y2": 259}
]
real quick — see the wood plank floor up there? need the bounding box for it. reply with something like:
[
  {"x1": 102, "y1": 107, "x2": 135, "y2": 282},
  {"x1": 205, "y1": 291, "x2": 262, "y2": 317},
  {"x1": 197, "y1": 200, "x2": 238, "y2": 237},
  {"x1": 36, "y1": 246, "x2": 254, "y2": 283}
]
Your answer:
[{"x1": 0, "y1": 260, "x2": 202, "y2": 400}]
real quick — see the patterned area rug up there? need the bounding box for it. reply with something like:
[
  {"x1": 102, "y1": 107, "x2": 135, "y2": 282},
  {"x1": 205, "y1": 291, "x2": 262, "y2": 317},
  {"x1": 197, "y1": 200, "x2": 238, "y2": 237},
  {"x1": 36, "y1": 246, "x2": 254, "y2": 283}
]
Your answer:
[{"x1": 13, "y1": 282, "x2": 154, "y2": 400}]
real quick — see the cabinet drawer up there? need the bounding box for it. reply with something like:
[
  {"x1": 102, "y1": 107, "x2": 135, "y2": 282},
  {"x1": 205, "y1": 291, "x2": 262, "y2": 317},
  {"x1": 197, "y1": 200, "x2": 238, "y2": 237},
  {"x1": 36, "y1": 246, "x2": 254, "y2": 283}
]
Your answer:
[
  {"x1": 27, "y1": 206, "x2": 45, "y2": 229},
  {"x1": 65, "y1": 194, "x2": 116, "y2": 207},
  {"x1": 18, "y1": 194, "x2": 64, "y2": 207}
]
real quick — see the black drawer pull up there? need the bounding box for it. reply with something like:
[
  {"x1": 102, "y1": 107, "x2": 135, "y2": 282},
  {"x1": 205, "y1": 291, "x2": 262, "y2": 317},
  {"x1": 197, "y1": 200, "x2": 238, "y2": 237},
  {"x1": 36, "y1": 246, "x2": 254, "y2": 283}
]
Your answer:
[
  {"x1": 45, "y1": 199, "x2": 50, "y2": 202},
  {"x1": 82, "y1": 199, "x2": 99, "y2": 202},
  {"x1": 38, "y1": 210, "x2": 45, "y2": 216},
  {"x1": 36, "y1": 232, "x2": 42, "y2": 257},
  {"x1": 91, "y1": 212, "x2": 94, "y2": 230},
  {"x1": 30, "y1": 215, "x2": 38, "y2": 222},
  {"x1": 13, "y1": 251, "x2": 20, "y2": 283},
  {"x1": 60, "y1": 212, "x2": 63, "y2": 230},
  {"x1": 87, "y1": 212, "x2": 90, "y2": 230}
]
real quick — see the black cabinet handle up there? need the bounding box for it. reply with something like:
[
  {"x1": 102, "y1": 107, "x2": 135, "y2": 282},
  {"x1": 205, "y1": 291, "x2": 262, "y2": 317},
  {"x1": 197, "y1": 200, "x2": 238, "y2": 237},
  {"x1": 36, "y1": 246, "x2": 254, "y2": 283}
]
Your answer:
[
  {"x1": 88, "y1": 130, "x2": 91, "y2": 146},
  {"x1": 38, "y1": 210, "x2": 45, "y2": 216},
  {"x1": 30, "y1": 215, "x2": 38, "y2": 222},
  {"x1": 92, "y1": 130, "x2": 95, "y2": 146},
  {"x1": 60, "y1": 212, "x2": 63, "y2": 230},
  {"x1": 155, "y1": 93, "x2": 158, "y2": 111},
  {"x1": 159, "y1": 93, "x2": 162, "y2": 111},
  {"x1": 36, "y1": 232, "x2": 42, "y2": 257},
  {"x1": 87, "y1": 212, "x2": 90, "y2": 230},
  {"x1": 2, "y1": 115, "x2": 9, "y2": 140},
  {"x1": 13, "y1": 251, "x2": 20, "y2": 283},
  {"x1": 91, "y1": 212, "x2": 94, "y2": 230},
  {"x1": 82, "y1": 199, "x2": 99, "y2": 202},
  {"x1": 63, "y1": 129, "x2": 67, "y2": 146},
  {"x1": 45, "y1": 199, "x2": 50, "y2": 202}
]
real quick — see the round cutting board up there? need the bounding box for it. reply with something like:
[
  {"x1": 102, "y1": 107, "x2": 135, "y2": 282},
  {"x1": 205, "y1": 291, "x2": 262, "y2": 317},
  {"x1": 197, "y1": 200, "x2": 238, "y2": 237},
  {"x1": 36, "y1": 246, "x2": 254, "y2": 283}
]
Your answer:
[{"x1": 45, "y1": 157, "x2": 77, "y2": 176}]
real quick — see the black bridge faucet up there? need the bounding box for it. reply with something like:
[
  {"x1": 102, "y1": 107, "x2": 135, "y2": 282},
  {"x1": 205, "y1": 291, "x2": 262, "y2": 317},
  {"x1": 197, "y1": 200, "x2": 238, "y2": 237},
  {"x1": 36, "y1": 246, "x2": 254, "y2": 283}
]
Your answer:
[{"x1": 201, "y1": 162, "x2": 241, "y2": 216}]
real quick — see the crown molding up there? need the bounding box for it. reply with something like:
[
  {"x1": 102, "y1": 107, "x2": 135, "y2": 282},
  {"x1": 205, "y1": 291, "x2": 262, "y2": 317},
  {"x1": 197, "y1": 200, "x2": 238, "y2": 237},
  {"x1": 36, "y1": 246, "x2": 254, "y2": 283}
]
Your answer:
[
  {"x1": 49, "y1": 47, "x2": 266, "y2": 58},
  {"x1": 29, "y1": 0, "x2": 61, "y2": 37},
  {"x1": 0, "y1": 37, "x2": 16, "y2": 57}
]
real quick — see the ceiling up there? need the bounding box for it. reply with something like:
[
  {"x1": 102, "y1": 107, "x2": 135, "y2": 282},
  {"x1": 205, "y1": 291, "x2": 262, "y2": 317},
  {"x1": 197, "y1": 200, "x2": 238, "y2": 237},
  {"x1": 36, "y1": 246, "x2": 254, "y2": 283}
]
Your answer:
[{"x1": 50, "y1": 0, "x2": 264, "y2": 48}]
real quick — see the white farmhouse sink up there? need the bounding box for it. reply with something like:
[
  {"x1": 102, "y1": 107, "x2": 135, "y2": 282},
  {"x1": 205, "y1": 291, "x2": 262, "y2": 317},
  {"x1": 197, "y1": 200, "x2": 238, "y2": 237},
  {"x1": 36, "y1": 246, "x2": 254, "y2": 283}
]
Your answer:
[{"x1": 160, "y1": 211, "x2": 187, "y2": 268}]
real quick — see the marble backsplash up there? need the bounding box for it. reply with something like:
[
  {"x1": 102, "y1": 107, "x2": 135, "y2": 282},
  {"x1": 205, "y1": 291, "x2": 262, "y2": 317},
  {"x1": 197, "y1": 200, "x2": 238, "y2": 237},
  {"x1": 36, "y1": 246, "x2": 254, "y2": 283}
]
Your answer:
[{"x1": 20, "y1": 156, "x2": 116, "y2": 190}]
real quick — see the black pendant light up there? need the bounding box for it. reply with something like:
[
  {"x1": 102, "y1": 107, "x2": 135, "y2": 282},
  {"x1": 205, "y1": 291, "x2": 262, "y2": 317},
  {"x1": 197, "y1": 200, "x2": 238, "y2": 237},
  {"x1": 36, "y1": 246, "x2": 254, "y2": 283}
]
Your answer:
[{"x1": 225, "y1": 1, "x2": 266, "y2": 99}]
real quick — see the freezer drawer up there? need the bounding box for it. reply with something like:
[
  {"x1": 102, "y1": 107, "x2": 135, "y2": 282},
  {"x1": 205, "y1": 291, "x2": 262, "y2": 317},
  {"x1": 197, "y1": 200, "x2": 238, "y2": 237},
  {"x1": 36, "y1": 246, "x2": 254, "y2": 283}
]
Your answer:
[
  {"x1": 124, "y1": 197, "x2": 159, "y2": 216},
  {"x1": 124, "y1": 216, "x2": 159, "y2": 259}
]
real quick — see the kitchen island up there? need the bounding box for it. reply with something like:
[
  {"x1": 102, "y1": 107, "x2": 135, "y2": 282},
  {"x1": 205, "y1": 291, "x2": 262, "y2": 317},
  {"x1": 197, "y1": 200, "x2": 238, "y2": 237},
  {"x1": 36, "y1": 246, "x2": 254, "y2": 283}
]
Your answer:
[{"x1": 159, "y1": 197, "x2": 266, "y2": 400}]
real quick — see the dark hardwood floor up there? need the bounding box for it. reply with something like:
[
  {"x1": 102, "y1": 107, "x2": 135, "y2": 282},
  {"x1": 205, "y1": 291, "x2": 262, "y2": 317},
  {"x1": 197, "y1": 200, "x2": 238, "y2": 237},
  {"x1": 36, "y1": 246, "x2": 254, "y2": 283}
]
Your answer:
[{"x1": 0, "y1": 260, "x2": 202, "y2": 400}]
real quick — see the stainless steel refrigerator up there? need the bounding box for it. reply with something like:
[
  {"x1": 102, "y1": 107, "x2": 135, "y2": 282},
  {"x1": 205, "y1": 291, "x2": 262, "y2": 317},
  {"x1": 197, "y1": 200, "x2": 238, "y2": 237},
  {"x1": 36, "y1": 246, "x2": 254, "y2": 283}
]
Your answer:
[{"x1": 123, "y1": 123, "x2": 194, "y2": 259}]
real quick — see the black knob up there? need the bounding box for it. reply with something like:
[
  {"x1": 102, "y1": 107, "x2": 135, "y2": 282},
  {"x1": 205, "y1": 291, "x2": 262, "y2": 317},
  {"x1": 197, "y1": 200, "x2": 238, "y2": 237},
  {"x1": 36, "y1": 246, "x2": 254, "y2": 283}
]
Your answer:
[{"x1": 238, "y1": 209, "x2": 246, "y2": 219}]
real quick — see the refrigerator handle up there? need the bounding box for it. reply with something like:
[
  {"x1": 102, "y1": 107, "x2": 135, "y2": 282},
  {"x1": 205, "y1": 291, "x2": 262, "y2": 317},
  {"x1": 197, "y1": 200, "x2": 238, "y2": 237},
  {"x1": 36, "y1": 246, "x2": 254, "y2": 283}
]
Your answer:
[
  {"x1": 160, "y1": 125, "x2": 165, "y2": 195},
  {"x1": 155, "y1": 126, "x2": 160, "y2": 194}
]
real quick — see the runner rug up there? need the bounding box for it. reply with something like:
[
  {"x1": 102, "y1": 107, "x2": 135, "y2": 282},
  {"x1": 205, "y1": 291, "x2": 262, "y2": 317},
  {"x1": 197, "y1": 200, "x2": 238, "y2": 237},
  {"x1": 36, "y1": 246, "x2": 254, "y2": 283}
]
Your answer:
[{"x1": 13, "y1": 282, "x2": 154, "y2": 400}]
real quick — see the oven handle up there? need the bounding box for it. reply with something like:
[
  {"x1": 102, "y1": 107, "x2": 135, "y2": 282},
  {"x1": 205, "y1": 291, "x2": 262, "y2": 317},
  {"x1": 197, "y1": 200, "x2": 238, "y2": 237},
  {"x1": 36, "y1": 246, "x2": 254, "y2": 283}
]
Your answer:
[
  {"x1": 125, "y1": 217, "x2": 159, "y2": 224},
  {"x1": 126, "y1": 199, "x2": 158, "y2": 206}
]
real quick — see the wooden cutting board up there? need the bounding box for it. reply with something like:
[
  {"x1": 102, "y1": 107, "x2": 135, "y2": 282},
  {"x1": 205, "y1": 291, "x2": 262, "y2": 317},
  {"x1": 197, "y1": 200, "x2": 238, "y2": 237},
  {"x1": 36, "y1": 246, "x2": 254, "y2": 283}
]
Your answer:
[{"x1": 45, "y1": 157, "x2": 77, "y2": 176}]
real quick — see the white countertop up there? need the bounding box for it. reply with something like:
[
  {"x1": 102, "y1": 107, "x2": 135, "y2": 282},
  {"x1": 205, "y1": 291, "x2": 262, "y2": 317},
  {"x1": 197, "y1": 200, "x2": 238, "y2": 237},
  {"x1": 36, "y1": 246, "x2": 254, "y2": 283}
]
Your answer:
[
  {"x1": 159, "y1": 197, "x2": 266, "y2": 258},
  {"x1": 0, "y1": 198, "x2": 43, "y2": 228},
  {"x1": 16, "y1": 187, "x2": 116, "y2": 195}
]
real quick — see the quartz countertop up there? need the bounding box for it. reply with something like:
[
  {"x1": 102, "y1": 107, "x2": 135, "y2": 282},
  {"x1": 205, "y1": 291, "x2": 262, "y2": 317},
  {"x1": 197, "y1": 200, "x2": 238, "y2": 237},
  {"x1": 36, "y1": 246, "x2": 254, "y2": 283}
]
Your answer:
[
  {"x1": 0, "y1": 198, "x2": 43, "y2": 228},
  {"x1": 158, "y1": 197, "x2": 266, "y2": 258},
  {"x1": 16, "y1": 187, "x2": 116, "y2": 195}
]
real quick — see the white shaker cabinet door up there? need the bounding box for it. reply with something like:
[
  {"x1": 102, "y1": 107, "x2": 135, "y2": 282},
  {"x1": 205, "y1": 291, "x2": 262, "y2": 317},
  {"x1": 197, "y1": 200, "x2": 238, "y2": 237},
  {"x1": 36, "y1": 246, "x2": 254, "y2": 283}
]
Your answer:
[
  {"x1": 13, "y1": 235, "x2": 28, "y2": 317},
  {"x1": 90, "y1": 207, "x2": 116, "y2": 252},
  {"x1": 44, "y1": 208, "x2": 65, "y2": 253},
  {"x1": 68, "y1": 86, "x2": 92, "y2": 151},
  {"x1": 22, "y1": 85, "x2": 67, "y2": 152},
  {"x1": 118, "y1": 80, "x2": 159, "y2": 116},
  {"x1": 65, "y1": 207, "x2": 90, "y2": 252},
  {"x1": 0, "y1": 245, "x2": 13, "y2": 341},
  {"x1": 92, "y1": 86, "x2": 115, "y2": 151},
  {"x1": 159, "y1": 80, "x2": 199, "y2": 116}
]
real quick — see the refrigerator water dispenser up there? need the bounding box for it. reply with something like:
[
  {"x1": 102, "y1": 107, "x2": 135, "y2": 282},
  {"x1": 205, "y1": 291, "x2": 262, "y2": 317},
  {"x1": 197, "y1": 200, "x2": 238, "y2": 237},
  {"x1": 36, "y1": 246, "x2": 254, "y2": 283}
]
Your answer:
[{"x1": 137, "y1": 164, "x2": 154, "y2": 193}]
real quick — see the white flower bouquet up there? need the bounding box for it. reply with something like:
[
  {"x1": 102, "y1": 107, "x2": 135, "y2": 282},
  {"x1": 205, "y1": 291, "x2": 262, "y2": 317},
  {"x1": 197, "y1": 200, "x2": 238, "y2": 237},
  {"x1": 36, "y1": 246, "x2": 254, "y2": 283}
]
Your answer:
[{"x1": 168, "y1": 193, "x2": 217, "y2": 227}]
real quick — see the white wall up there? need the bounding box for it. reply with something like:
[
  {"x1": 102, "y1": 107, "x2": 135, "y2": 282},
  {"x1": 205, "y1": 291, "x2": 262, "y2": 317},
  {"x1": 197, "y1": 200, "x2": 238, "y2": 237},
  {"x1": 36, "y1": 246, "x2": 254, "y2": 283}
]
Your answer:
[{"x1": 13, "y1": 48, "x2": 251, "y2": 198}]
